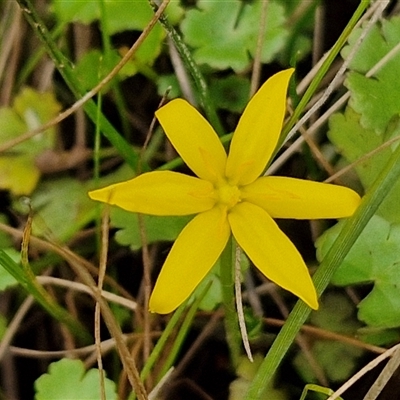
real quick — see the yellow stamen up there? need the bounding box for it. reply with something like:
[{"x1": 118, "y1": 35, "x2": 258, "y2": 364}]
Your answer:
[{"x1": 215, "y1": 181, "x2": 241, "y2": 209}]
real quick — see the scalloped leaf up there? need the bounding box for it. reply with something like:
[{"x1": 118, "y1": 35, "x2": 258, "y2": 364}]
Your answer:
[
  {"x1": 328, "y1": 106, "x2": 400, "y2": 223},
  {"x1": 342, "y1": 16, "x2": 400, "y2": 133},
  {"x1": 74, "y1": 35, "x2": 164, "y2": 88},
  {"x1": 34, "y1": 358, "x2": 117, "y2": 400},
  {"x1": 53, "y1": 0, "x2": 183, "y2": 81},
  {"x1": 316, "y1": 216, "x2": 400, "y2": 329},
  {"x1": 180, "y1": 0, "x2": 288, "y2": 72},
  {"x1": 323, "y1": 18, "x2": 400, "y2": 333},
  {"x1": 52, "y1": 0, "x2": 183, "y2": 33}
]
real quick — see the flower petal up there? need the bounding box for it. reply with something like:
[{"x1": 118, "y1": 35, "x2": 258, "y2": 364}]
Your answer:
[
  {"x1": 149, "y1": 206, "x2": 230, "y2": 314},
  {"x1": 242, "y1": 176, "x2": 361, "y2": 219},
  {"x1": 225, "y1": 69, "x2": 294, "y2": 186},
  {"x1": 228, "y1": 202, "x2": 318, "y2": 309},
  {"x1": 88, "y1": 171, "x2": 215, "y2": 216},
  {"x1": 156, "y1": 99, "x2": 227, "y2": 184}
]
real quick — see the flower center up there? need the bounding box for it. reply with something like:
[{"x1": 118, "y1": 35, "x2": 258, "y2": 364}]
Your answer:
[{"x1": 215, "y1": 181, "x2": 241, "y2": 209}]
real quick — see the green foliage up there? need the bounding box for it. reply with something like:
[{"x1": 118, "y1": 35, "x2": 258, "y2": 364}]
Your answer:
[
  {"x1": 111, "y1": 207, "x2": 192, "y2": 251},
  {"x1": 28, "y1": 178, "x2": 96, "y2": 243},
  {"x1": 294, "y1": 293, "x2": 363, "y2": 383},
  {"x1": 317, "y1": 216, "x2": 400, "y2": 329},
  {"x1": 209, "y1": 75, "x2": 251, "y2": 113},
  {"x1": 0, "y1": 88, "x2": 60, "y2": 195},
  {"x1": 328, "y1": 108, "x2": 400, "y2": 223},
  {"x1": 75, "y1": 49, "x2": 137, "y2": 90},
  {"x1": 158, "y1": 74, "x2": 252, "y2": 113},
  {"x1": 0, "y1": 314, "x2": 7, "y2": 340},
  {"x1": 52, "y1": 0, "x2": 183, "y2": 32},
  {"x1": 4, "y1": 0, "x2": 398, "y2": 397},
  {"x1": 74, "y1": 29, "x2": 164, "y2": 88},
  {"x1": 194, "y1": 266, "x2": 222, "y2": 311},
  {"x1": 342, "y1": 16, "x2": 400, "y2": 133},
  {"x1": 180, "y1": 0, "x2": 288, "y2": 72},
  {"x1": 53, "y1": 0, "x2": 183, "y2": 82},
  {"x1": 0, "y1": 216, "x2": 16, "y2": 290},
  {"x1": 0, "y1": 248, "x2": 18, "y2": 290},
  {"x1": 157, "y1": 74, "x2": 182, "y2": 99},
  {"x1": 194, "y1": 251, "x2": 250, "y2": 311},
  {"x1": 317, "y1": 14, "x2": 400, "y2": 336},
  {"x1": 34, "y1": 358, "x2": 117, "y2": 400}
]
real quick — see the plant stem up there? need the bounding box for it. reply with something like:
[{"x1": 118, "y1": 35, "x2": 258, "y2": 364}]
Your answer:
[
  {"x1": 139, "y1": 304, "x2": 186, "y2": 383},
  {"x1": 220, "y1": 237, "x2": 241, "y2": 368},
  {"x1": 157, "y1": 281, "x2": 212, "y2": 380}
]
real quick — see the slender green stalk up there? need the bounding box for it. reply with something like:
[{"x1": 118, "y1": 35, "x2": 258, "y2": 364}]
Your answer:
[
  {"x1": 16, "y1": 21, "x2": 65, "y2": 88},
  {"x1": 139, "y1": 303, "x2": 186, "y2": 383},
  {"x1": 98, "y1": 0, "x2": 131, "y2": 139},
  {"x1": 129, "y1": 303, "x2": 186, "y2": 398},
  {"x1": 16, "y1": 0, "x2": 139, "y2": 170},
  {"x1": 245, "y1": 118, "x2": 400, "y2": 399},
  {"x1": 157, "y1": 281, "x2": 212, "y2": 380},
  {"x1": 149, "y1": 1, "x2": 224, "y2": 136},
  {"x1": 279, "y1": 0, "x2": 370, "y2": 145},
  {"x1": 220, "y1": 237, "x2": 241, "y2": 368},
  {"x1": 98, "y1": 0, "x2": 111, "y2": 55}
]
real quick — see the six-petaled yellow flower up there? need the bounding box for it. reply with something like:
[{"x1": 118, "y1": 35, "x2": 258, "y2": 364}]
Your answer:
[{"x1": 89, "y1": 69, "x2": 361, "y2": 314}]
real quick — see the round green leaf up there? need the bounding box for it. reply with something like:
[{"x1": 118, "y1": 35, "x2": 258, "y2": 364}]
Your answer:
[{"x1": 34, "y1": 358, "x2": 117, "y2": 400}]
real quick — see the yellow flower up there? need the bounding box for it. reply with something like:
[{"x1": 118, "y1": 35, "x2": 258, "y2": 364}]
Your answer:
[{"x1": 89, "y1": 69, "x2": 361, "y2": 314}]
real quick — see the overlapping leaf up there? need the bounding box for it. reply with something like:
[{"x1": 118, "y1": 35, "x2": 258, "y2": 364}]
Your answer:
[{"x1": 180, "y1": 0, "x2": 288, "y2": 72}]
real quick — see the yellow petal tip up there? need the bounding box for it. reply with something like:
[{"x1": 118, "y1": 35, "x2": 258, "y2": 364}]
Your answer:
[
  {"x1": 88, "y1": 186, "x2": 113, "y2": 204},
  {"x1": 308, "y1": 297, "x2": 319, "y2": 310},
  {"x1": 297, "y1": 285, "x2": 319, "y2": 310},
  {"x1": 148, "y1": 296, "x2": 176, "y2": 315}
]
